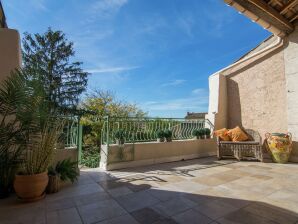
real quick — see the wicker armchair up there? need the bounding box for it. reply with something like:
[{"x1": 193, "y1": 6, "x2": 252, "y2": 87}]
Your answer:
[{"x1": 217, "y1": 129, "x2": 263, "y2": 162}]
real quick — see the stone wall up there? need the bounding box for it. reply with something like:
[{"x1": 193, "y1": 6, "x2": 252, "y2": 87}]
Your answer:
[
  {"x1": 284, "y1": 26, "x2": 298, "y2": 161},
  {"x1": 226, "y1": 48, "x2": 288, "y2": 139},
  {"x1": 100, "y1": 139, "x2": 217, "y2": 170},
  {"x1": 0, "y1": 28, "x2": 21, "y2": 82}
]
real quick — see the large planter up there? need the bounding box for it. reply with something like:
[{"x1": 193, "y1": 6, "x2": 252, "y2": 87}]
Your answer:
[
  {"x1": 266, "y1": 133, "x2": 292, "y2": 163},
  {"x1": 14, "y1": 172, "x2": 48, "y2": 202}
]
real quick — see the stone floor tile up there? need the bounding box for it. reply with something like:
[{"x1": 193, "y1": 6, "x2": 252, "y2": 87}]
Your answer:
[
  {"x1": 1, "y1": 157, "x2": 298, "y2": 224},
  {"x1": 172, "y1": 180, "x2": 208, "y2": 193},
  {"x1": 152, "y1": 218, "x2": 178, "y2": 224},
  {"x1": 98, "y1": 179, "x2": 128, "y2": 190},
  {"x1": 242, "y1": 202, "x2": 298, "y2": 224},
  {"x1": 108, "y1": 186, "x2": 133, "y2": 197},
  {"x1": 217, "y1": 209, "x2": 278, "y2": 224},
  {"x1": 115, "y1": 190, "x2": 160, "y2": 212},
  {"x1": 147, "y1": 188, "x2": 185, "y2": 202},
  {"x1": 46, "y1": 207, "x2": 82, "y2": 224},
  {"x1": 193, "y1": 176, "x2": 229, "y2": 186},
  {"x1": 131, "y1": 207, "x2": 166, "y2": 224},
  {"x1": 74, "y1": 191, "x2": 111, "y2": 206},
  {"x1": 183, "y1": 191, "x2": 217, "y2": 206},
  {"x1": 46, "y1": 196, "x2": 75, "y2": 211},
  {"x1": 96, "y1": 214, "x2": 139, "y2": 224},
  {"x1": 172, "y1": 209, "x2": 213, "y2": 224},
  {"x1": 151, "y1": 196, "x2": 197, "y2": 217},
  {"x1": 194, "y1": 199, "x2": 239, "y2": 220},
  {"x1": 77, "y1": 199, "x2": 127, "y2": 224}
]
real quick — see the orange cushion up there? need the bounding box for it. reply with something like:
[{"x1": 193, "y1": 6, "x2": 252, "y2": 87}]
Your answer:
[
  {"x1": 227, "y1": 126, "x2": 248, "y2": 142},
  {"x1": 213, "y1": 128, "x2": 230, "y2": 141}
]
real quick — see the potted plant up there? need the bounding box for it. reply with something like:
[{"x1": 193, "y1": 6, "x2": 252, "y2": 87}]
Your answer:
[
  {"x1": 14, "y1": 120, "x2": 64, "y2": 202},
  {"x1": 114, "y1": 129, "x2": 125, "y2": 145},
  {"x1": 198, "y1": 129, "x2": 205, "y2": 139},
  {"x1": 192, "y1": 129, "x2": 200, "y2": 139},
  {"x1": 156, "y1": 130, "x2": 165, "y2": 142},
  {"x1": 164, "y1": 129, "x2": 173, "y2": 142},
  {"x1": 0, "y1": 71, "x2": 39, "y2": 199},
  {"x1": 204, "y1": 128, "x2": 211, "y2": 139},
  {"x1": 47, "y1": 158, "x2": 78, "y2": 193}
]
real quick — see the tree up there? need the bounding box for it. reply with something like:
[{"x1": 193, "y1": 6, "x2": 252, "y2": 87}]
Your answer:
[
  {"x1": 80, "y1": 90, "x2": 147, "y2": 147},
  {"x1": 22, "y1": 27, "x2": 88, "y2": 112}
]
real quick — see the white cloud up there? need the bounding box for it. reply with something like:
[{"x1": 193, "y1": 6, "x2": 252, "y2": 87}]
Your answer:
[
  {"x1": 29, "y1": 0, "x2": 48, "y2": 11},
  {"x1": 86, "y1": 66, "x2": 139, "y2": 74},
  {"x1": 192, "y1": 88, "x2": 206, "y2": 95},
  {"x1": 161, "y1": 79, "x2": 186, "y2": 87},
  {"x1": 142, "y1": 95, "x2": 208, "y2": 112},
  {"x1": 177, "y1": 14, "x2": 195, "y2": 38},
  {"x1": 90, "y1": 0, "x2": 128, "y2": 18}
]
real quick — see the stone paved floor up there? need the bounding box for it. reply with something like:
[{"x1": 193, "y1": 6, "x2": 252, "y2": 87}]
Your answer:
[{"x1": 1, "y1": 156, "x2": 298, "y2": 224}]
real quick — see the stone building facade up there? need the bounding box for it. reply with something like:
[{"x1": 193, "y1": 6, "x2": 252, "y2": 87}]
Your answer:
[{"x1": 207, "y1": 27, "x2": 298, "y2": 162}]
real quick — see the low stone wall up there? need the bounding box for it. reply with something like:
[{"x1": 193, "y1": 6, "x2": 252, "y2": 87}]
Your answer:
[{"x1": 100, "y1": 139, "x2": 217, "y2": 170}]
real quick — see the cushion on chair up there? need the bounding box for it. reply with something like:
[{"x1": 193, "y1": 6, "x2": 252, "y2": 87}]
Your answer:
[
  {"x1": 227, "y1": 126, "x2": 249, "y2": 142},
  {"x1": 213, "y1": 128, "x2": 230, "y2": 141}
]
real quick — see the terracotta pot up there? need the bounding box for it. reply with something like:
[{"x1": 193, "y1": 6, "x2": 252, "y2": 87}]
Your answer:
[
  {"x1": 265, "y1": 132, "x2": 292, "y2": 163},
  {"x1": 46, "y1": 175, "x2": 60, "y2": 194},
  {"x1": 14, "y1": 172, "x2": 48, "y2": 202}
]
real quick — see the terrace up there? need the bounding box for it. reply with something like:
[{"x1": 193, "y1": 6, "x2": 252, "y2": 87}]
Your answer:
[
  {"x1": 1, "y1": 0, "x2": 298, "y2": 223},
  {"x1": 1, "y1": 157, "x2": 298, "y2": 223}
]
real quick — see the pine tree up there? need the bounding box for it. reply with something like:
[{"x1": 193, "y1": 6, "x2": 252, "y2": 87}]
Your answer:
[{"x1": 22, "y1": 27, "x2": 88, "y2": 113}]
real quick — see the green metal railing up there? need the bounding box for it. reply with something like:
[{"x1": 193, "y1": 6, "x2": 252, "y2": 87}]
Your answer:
[
  {"x1": 61, "y1": 116, "x2": 83, "y2": 162},
  {"x1": 101, "y1": 116, "x2": 214, "y2": 145}
]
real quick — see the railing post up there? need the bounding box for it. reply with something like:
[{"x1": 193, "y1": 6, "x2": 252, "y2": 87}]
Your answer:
[{"x1": 77, "y1": 117, "x2": 83, "y2": 164}]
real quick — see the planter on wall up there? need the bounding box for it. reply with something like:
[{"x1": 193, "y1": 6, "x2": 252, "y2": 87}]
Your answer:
[
  {"x1": 266, "y1": 133, "x2": 292, "y2": 163},
  {"x1": 14, "y1": 172, "x2": 48, "y2": 202}
]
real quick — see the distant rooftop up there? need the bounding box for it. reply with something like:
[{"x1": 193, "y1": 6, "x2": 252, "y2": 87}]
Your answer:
[{"x1": 185, "y1": 112, "x2": 207, "y2": 119}]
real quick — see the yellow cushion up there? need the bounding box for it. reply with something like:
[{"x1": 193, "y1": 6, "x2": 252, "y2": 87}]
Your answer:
[
  {"x1": 227, "y1": 126, "x2": 249, "y2": 142},
  {"x1": 213, "y1": 128, "x2": 230, "y2": 141}
]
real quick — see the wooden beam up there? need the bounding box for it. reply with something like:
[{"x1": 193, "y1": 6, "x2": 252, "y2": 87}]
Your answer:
[
  {"x1": 280, "y1": 0, "x2": 298, "y2": 15},
  {"x1": 230, "y1": 0, "x2": 294, "y2": 33},
  {"x1": 248, "y1": 0, "x2": 294, "y2": 30},
  {"x1": 290, "y1": 14, "x2": 298, "y2": 22}
]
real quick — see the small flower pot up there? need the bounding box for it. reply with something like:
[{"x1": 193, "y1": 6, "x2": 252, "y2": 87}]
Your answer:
[
  {"x1": 14, "y1": 172, "x2": 48, "y2": 202},
  {"x1": 199, "y1": 136, "x2": 204, "y2": 139},
  {"x1": 205, "y1": 135, "x2": 211, "y2": 139},
  {"x1": 193, "y1": 136, "x2": 199, "y2": 140},
  {"x1": 47, "y1": 175, "x2": 60, "y2": 194},
  {"x1": 157, "y1": 138, "x2": 165, "y2": 142}
]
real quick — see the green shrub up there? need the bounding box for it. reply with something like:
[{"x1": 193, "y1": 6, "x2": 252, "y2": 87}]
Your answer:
[
  {"x1": 156, "y1": 130, "x2": 165, "y2": 138},
  {"x1": 48, "y1": 158, "x2": 79, "y2": 183},
  {"x1": 114, "y1": 129, "x2": 125, "y2": 140},
  {"x1": 198, "y1": 129, "x2": 205, "y2": 136},
  {"x1": 204, "y1": 128, "x2": 211, "y2": 136},
  {"x1": 192, "y1": 129, "x2": 200, "y2": 137},
  {"x1": 164, "y1": 129, "x2": 172, "y2": 138},
  {"x1": 81, "y1": 146, "x2": 100, "y2": 168}
]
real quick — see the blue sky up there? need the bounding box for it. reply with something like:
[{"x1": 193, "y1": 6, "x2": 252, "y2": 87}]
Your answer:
[{"x1": 2, "y1": 0, "x2": 270, "y2": 117}]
